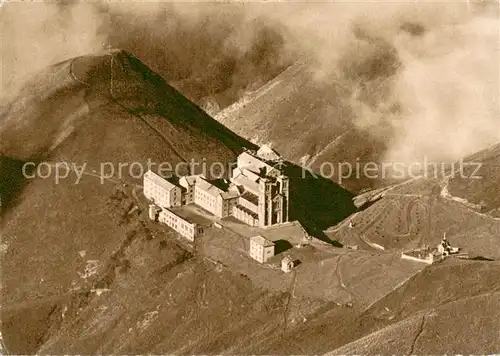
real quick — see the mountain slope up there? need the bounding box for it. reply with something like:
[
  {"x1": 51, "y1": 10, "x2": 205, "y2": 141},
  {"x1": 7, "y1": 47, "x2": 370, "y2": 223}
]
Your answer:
[
  {"x1": 447, "y1": 143, "x2": 500, "y2": 216},
  {"x1": 328, "y1": 292, "x2": 500, "y2": 355},
  {"x1": 0, "y1": 50, "x2": 354, "y2": 354},
  {"x1": 0, "y1": 49, "x2": 254, "y2": 164},
  {"x1": 326, "y1": 143, "x2": 500, "y2": 258},
  {"x1": 215, "y1": 60, "x2": 388, "y2": 192},
  {"x1": 0, "y1": 50, "x2": 257, "y2": 353},
  {"x1": 258, "y1": 259, "x2": 500, "y2": 354}
]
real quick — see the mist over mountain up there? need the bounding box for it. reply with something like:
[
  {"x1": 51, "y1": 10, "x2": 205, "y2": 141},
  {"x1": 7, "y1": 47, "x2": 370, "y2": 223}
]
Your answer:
[
  {"x1": 1, "y1": 2, "x2": 295, "y2": 110},
  {"x1": 215, "y1": 1, "x2": 500, "y2": 174}
]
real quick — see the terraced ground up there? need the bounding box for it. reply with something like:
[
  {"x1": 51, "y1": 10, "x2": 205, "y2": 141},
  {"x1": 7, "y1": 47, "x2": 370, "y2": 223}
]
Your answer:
[{"x1": 328, "y1": 145, "x2": 500, "y2": 260}]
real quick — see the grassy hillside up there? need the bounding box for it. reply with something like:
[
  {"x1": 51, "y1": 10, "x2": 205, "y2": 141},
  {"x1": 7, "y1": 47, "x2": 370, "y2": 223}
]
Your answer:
[
  {"x1": 0, "y1": 50, "x2": 256, "y2": 353},
  {"x1": 447, "y1": 143, "x2": 500, "y2": 216},
  {"x1": 260, "y1": 260, "x2": 500, "y2": 354},
  {"x1": 0, "y1": 50, "x2": 254, "y2": 164}
]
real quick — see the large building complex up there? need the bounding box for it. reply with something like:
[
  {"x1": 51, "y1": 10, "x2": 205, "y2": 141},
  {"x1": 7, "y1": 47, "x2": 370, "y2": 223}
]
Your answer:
[
  {"x1": 192, "y1": 176, "x2": 239, "y2": 218},
  {"x1": 143, "y1": 144, "x2": 290, "y2": 236}
]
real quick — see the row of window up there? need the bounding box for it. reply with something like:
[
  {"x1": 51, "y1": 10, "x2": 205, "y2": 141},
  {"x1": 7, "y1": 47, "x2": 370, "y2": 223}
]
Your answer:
[
  {"x1": 161, "y1": 212, "x2": 194, "y2": 234},
  {"x1": 195, "y1": 191, "x2": 217, "y2": 210},
  {"x1": 144, "y1": 183, "x2": 168, "y2": 198},
  {"x1": 251, "y1": 244, "x2": 264, "y2": 251}
]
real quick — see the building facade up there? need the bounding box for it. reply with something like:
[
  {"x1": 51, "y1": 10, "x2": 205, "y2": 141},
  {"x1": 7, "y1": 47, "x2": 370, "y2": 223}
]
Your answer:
[
  {"x1": 249, "y1": 235, "x2": 275, "y2": 263},
  {"x1": 143, "y1": 170, "x2": 182, "y2": 208},
  {"x1": 281, "y1": 256, "x2": 294, "y2": 273},
  {"x1": 179, "y1": 174, "x2": 204, "y2": 205},
  {"x1": 256, "y1": 175, "x2": 289, "y2": 228},
  {"x1": 158, "y1": 208, "x2": 202, "y2": 242},
  {"x1": 231, "y1": 147, "x2": 290, "y2": 228},
  {"x1": 191, "y1": 176, "x2": 238, "y2": 218},
  {"x1": 232, "y1": 205, "x2": 259, "y2": 226}
]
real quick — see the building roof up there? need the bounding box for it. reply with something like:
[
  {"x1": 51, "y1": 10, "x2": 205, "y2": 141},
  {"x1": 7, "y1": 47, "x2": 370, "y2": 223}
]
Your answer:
[
  {"x1": 241, "y1": 191, "x2": 259, "y2": 205},
  {"x1": 195, "y1": 176, "x2": 238, "y2": 200},
  {"x1": 232, "y1": 167, "x2": 243, "y2": 177},
  {"x1": 144, "y1": 170, "x2": 179, "y2": 191},
  {"x1": 231, "y1": 174, "x2": 260, "y2": 195},
  {"x1": 250, "y1": 235, "x2": 275, "y2": 247},
  {"x1": 180, "y1": 174, "x2": 204, "y2": 187},
  {"x1": 237, "y1": 151, "x2": 285, "y2": 179},
  {"x1": 221, "y1": 191, "x2": 239, "y2": 200},
  {"x1": 241, "y1": 167, "x2": 262, "y2": 181},
  {"x1": 169, "y1": 206, "x2": 212, "y2": 226},
  {"x1": 238, "y1": 152, "x2": 273, "y2": 172},
  {"x1": 228, "y1": 183, "x2": 242, "y2": 195},
  {"x1": 196, "y1": 177, "x2": 222, "y2": 197},
  {"x1": 234, "y1": 204, "x2": 258, "y2": 219}
]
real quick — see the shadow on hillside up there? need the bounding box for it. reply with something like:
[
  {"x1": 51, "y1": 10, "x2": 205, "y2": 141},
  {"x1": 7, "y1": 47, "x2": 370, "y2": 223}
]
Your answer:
[
  {"x1": 470, "y1": 256, "x2": 495, "y2": 261},
  {"x1": 356, "y1": 196, "x2": 383, "y2": 212},
  {"x1": 156, "y1": 79, "x2": 258, "y2": 154},
  {"x1": 274, "y1": 239, "x2": 293, "y2": 255},
  {"x1": 77, "y1": 51, "x2": 257, "y2": 156},
  {"x1": 0, "y1": 157, "x2": 31, "y2": 217},
  {"x1": 1, "y1": 296, "x2": 60, "y2": 354},
  {"x1": 284, "y1": 162, "x2": 356, "y2": 245}
]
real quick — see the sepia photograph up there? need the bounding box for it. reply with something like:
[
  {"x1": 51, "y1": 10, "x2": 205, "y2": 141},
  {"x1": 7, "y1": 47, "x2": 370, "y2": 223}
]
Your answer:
[{"x1": 0, "y1": 0, "x2": 499, "y2": 354}]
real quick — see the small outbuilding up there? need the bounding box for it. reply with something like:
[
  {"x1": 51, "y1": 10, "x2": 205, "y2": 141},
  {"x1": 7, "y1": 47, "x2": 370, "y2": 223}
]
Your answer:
[
  {"x1": 437, "y1": 235, "x2": 460, "y2": 256},
  {"x1": 148, "y1": 204, "x2": 161, "y2": 221},
  {"x1": 281, "y1": 256, "x2": 295, "y2": 273}
]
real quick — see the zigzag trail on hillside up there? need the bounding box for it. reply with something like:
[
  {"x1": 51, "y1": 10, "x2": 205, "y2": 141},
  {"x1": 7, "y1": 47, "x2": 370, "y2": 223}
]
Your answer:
[
  {"x1": 355, "y1": 170, "x2": 500, "y2": 221},
  {"x1": 327, "y1": 177, "x2": 424, "y2": 233}
]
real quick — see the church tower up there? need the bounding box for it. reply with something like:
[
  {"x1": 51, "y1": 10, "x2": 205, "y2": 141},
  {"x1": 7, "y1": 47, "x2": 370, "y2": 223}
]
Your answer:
[
  {"x1": 258, "y1": 178, "x2": 270, "y2": 228},
  {"x1": 277, "y1": 175, "x2": 290, "y2": 223}
]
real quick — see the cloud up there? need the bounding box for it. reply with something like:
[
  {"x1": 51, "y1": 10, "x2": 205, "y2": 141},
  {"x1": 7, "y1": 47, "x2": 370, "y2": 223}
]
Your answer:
[
  {"x1": 1, "y1": 0, "x2": 498, "y2": 165},
  {"x1": 0, "y1": 2, "x2": 109, "y2": 100},
  {"x1": 258, "y1": 1, "x2": 499, "y2": 164}
]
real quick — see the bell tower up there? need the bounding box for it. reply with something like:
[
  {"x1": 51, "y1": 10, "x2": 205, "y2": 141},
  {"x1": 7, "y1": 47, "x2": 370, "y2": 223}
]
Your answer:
[
  {"x1": 277, "y1": 175, "x2": 290, "y2": 223},
  {"x1": 258, "y1": 178, "x2": 269, "y2": 228}
]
